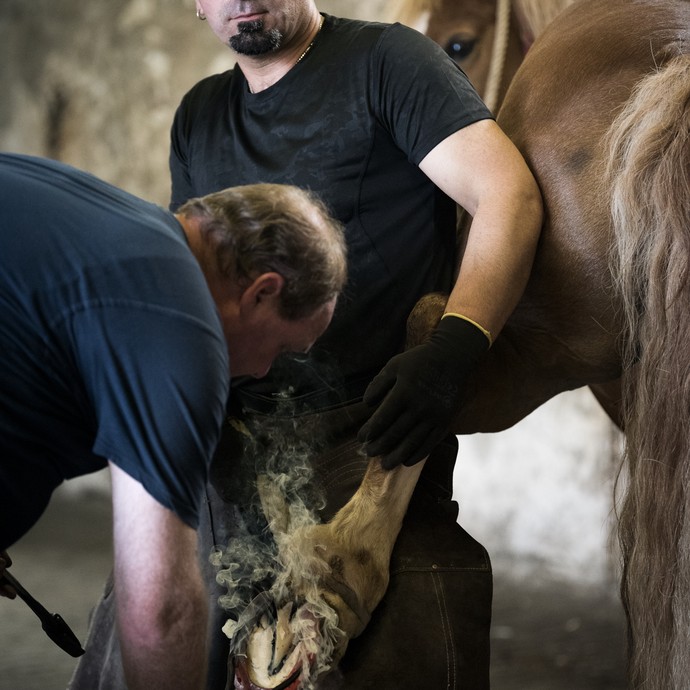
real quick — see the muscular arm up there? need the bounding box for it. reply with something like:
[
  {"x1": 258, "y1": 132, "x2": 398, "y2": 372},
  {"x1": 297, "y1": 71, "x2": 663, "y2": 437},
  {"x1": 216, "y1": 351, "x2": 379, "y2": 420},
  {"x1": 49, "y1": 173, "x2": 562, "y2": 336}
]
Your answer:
[
  {"x1": 360, "y1": 119, "x2": 542, "y2": 467},
  {"x1": 419, "y1": 118, "x2": 543, "y2": 337},
  {"x1": 110, "y1": 462, "x2": 208, "y2": 690}
]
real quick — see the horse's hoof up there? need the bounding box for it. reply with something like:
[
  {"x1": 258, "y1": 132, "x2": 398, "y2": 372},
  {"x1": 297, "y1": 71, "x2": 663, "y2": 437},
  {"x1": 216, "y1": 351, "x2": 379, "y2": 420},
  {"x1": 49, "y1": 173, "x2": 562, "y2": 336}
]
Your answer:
[
  {"x1": 232, "y1": 602, "x2": 317, "y2": 690},
  {"x1": 234, "y1": 655, "x2": 302, "y2": 690}
]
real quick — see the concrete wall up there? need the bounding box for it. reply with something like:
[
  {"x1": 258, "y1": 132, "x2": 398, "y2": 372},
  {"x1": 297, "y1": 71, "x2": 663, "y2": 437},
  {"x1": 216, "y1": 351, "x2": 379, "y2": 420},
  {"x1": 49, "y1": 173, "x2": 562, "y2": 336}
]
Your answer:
[
  {"x1": 1, "y1": 0, "x2": 622, "y2": 591},
  {"x1": 455, "y1": 390, "x2": 622, "y2": 588}
]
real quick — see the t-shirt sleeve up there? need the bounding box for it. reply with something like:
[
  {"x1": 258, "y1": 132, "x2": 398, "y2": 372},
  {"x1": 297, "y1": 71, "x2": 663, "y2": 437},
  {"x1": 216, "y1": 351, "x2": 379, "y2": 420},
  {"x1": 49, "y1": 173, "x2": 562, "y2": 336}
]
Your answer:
[
  {"x1": 372, "y1": 23, "x2": 494, "y2": 165},
  {"x1": 169, "y1": 97, "x2": 195, "y2": 213},
  {"x1": 169, "y1": 72, "x2": 234, "y2": 212},
  {"x1": 71, "y1": 304, "x2": 229, "y2": 529}
]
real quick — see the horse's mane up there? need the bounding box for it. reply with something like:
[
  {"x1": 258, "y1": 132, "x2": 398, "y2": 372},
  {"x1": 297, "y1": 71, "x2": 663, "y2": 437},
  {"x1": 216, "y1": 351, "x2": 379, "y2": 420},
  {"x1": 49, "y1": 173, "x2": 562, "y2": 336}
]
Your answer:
[
  {"x1": 389, "y1": 0, "x2": 576, "y2": 41},
  {"x1": 512, "y1": 0, "x2": 576, "y2": 41},
  {"x1": 387, "y1": 0, "x2": 436, "y2": 25}
]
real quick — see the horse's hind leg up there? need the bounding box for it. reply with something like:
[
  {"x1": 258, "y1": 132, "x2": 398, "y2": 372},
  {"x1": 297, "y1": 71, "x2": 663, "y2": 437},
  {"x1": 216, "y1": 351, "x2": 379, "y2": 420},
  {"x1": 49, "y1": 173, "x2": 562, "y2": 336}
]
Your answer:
[
  {"x1": 232, "y1": 432, "x2": 491, "y2": 690},
  {"x1": 339, "y1": 435, "x2": 492, "y2": 689}
]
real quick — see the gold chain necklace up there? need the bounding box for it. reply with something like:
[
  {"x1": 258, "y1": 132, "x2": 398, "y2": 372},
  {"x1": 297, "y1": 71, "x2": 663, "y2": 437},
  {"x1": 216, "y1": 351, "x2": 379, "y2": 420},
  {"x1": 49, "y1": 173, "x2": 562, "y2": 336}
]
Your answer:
[
  {"x1": 296, "y1": 15, "x2": 324, "y2": 64},
  {"x1": 248, "y1": 17, "x2": 324, "y2": 93}
]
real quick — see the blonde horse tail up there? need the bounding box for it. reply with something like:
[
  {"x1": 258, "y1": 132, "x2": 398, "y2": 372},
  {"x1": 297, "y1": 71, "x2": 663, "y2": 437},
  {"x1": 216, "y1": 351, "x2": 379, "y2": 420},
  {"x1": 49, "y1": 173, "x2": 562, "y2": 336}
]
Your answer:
[{"x1": 608, "y1": 53, "x2": 690, "y2": 689}]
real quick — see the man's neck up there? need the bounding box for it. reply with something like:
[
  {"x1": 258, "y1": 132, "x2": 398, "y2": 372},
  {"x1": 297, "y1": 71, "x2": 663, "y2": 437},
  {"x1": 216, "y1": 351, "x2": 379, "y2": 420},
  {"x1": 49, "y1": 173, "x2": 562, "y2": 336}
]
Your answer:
[{"x1": 238, "y1": 12, "x2": 324, "y2": 94}]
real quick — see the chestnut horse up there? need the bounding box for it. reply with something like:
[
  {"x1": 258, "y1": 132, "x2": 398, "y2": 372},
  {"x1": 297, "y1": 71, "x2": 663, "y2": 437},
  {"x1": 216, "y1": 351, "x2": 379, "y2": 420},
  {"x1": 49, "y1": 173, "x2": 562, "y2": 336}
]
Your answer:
[
  {"x1": 228, "y1": 1, "x2": 690, "y2": 688},
  {"x1": 418, "y1": 1, "x2": 690, "y2": 688}
]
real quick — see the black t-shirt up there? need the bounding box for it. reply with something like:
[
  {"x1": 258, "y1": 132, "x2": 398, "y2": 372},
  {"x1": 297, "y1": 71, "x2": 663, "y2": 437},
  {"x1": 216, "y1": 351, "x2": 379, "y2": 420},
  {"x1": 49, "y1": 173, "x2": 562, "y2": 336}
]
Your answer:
[
  {"x1": 0, "y1": 154, "x2": 229, "y2": 547},
  {"x1": 170, "y1": 15, "x2": 492, "y2": 413}
]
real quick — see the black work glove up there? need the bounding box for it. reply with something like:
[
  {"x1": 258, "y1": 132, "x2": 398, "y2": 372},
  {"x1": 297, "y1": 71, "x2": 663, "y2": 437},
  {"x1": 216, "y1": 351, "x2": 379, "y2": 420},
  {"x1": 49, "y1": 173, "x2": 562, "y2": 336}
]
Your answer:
[{"x1": 358, "y1": 315, "x2": 490, "y2": 469}]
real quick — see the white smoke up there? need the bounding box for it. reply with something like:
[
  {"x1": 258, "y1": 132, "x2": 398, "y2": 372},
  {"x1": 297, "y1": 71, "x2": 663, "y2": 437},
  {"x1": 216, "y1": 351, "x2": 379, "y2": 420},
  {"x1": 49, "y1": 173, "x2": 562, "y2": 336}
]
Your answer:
[{"x1": 209, "y1": 413, "x2": 345, "y2": 688}]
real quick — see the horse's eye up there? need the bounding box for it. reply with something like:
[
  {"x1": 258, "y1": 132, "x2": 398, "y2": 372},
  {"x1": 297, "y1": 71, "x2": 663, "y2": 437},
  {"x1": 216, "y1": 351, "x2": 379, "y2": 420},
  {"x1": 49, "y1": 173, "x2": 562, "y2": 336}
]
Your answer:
[{"x1": 444, "y1": 35, "x2": 477, "y2": 62}]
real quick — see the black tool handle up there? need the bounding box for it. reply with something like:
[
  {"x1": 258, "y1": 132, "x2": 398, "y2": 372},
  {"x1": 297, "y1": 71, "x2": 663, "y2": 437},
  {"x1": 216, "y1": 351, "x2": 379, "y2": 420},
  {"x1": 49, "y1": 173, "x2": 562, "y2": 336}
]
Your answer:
[
  {"x1": 2, "y1": 570, "x2": 48, "y2": 618},
  {"x1": 1, "y1": 570, "x2": 85, "y2": 657}
]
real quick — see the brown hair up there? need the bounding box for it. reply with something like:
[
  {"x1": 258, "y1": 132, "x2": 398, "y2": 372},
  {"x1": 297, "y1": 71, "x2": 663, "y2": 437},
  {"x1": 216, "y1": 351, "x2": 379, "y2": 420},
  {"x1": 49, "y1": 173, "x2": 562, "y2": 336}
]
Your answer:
[{"x1": 179, "y1": 184, "x2": 347, "y2": 319}]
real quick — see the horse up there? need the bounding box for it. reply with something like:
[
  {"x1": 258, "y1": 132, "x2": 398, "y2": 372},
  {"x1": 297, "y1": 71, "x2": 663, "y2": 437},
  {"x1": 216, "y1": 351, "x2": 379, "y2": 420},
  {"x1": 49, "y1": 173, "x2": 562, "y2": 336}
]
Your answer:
[
  {"x1": 225, "y1": 1, "x2": 690, "y2": 688},
  {"x1": 415, "y1": 1, "x2": 690, "y2": 688}
]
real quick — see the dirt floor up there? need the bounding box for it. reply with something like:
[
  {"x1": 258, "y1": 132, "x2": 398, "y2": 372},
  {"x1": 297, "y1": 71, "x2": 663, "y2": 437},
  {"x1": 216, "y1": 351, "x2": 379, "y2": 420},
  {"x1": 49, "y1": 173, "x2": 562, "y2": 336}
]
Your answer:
[
  {"x1": 489, "y1": 571, "x2": 627, "y2": 689},
  {"x1": 0, "y1": 491, "x2": 628, "y2": 690}
]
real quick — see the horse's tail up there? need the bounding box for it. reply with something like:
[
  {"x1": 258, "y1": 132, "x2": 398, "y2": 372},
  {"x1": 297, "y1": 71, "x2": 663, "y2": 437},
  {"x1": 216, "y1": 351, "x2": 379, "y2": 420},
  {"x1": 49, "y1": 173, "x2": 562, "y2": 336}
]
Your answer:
[{"x1": 608, "y1": 53, "x2": 690, "y2": 689}]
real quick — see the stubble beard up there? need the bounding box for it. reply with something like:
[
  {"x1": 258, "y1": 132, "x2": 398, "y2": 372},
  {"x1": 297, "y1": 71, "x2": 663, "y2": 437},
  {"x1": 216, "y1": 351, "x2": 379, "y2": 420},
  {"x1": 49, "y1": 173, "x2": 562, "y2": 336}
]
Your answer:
[{"x1": 229, "y1": 19, "x2": 282, "y2": 55}]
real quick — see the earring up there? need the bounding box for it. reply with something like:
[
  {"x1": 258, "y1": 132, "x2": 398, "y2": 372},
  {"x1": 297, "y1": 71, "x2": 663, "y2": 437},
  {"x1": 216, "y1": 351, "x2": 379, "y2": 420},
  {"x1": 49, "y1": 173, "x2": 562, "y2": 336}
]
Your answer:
[{"x1": 196, "y1": 9, "x2": 206, "y2": 20}]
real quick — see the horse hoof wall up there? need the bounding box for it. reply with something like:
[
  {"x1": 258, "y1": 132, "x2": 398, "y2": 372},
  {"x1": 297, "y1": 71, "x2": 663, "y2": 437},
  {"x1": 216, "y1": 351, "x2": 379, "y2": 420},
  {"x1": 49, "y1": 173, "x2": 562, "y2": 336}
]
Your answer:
[{"x1": 234, "y1": 656, "x2": 302, "y2": 690}]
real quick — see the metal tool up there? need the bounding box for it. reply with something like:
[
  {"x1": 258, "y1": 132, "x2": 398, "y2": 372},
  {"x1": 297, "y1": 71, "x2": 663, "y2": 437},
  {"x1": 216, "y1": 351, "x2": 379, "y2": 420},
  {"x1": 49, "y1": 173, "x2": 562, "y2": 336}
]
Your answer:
[{"x1": 1, "y1": 569, "x2": 85, "y2": 657}]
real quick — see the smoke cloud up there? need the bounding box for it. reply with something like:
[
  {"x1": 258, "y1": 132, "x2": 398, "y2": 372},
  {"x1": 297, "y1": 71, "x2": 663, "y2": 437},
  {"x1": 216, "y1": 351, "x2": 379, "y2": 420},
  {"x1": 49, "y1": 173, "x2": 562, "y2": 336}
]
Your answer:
[{"x1": 210, "y1": 411, "x2": 344, "y2": 688}]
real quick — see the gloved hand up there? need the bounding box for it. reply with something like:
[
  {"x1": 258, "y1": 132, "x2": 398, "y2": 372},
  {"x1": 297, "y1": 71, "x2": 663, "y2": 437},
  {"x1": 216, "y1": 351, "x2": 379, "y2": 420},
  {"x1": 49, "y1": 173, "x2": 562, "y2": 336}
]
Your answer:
[{"x1": 358, "y1": 315, "x2": 490, "y2": 469}]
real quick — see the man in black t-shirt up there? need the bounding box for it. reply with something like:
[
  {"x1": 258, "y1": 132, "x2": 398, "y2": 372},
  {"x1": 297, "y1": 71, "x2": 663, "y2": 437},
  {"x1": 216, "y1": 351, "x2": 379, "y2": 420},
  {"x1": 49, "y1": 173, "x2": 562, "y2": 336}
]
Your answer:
[
  {"x1": 74, "y1": 2, "x2": 543, "y2": 688},
  {"x1": 170, "y1": 7, "x2": 542, "y2": 468}
]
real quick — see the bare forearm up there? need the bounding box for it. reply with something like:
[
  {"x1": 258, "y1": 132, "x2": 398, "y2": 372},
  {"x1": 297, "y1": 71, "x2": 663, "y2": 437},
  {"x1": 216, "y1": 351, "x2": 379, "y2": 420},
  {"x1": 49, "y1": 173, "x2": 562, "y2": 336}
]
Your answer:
[
  {"x1": 447, "y1": 186, "x2": 543, "y2": 337},
  {"x1": 419, "y1": 118, "x2": 544, "y2": 338},
  {"x1": 117, "y1": 582, "x2": 208, "y2": 690},
  {"x1": 359, "y1": 119, "x2": 543, "y2": 466},
  {"x1": 109, "y1": 462, "x2": 210, "y2": 690}
]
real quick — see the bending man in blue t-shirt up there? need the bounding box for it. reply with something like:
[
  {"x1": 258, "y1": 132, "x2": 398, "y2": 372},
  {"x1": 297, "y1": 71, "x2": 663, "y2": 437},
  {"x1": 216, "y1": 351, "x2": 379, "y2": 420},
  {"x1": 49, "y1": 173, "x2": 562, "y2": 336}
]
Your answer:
[{"x1": 0, "y1": 153, "x2": 346, "y2": 690}]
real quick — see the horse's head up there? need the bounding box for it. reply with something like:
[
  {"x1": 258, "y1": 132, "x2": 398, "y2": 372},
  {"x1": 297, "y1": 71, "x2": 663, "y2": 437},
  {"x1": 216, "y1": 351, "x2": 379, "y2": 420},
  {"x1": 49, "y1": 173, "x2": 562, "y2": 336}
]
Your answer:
[{"x1": 390, "y1": 0, "x2": 575, "y2": 112}]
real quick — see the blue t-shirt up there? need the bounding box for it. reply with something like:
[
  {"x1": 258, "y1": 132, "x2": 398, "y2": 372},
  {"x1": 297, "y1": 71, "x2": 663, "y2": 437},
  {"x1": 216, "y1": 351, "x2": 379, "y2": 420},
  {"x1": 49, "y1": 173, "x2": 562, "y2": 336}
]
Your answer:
[{"x1": 0, "y1": 153, "x2": 230, "y2": 548}]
